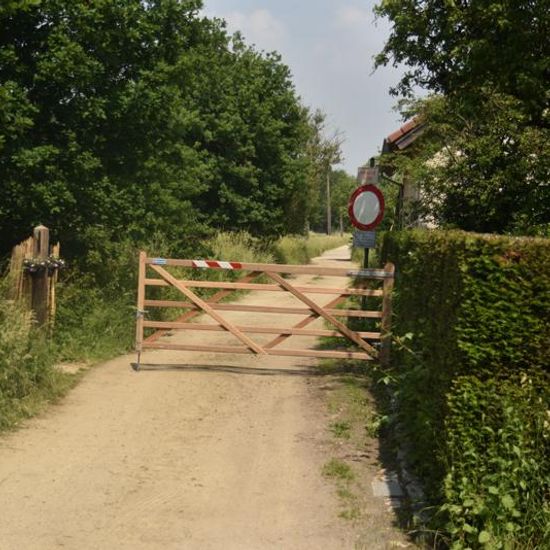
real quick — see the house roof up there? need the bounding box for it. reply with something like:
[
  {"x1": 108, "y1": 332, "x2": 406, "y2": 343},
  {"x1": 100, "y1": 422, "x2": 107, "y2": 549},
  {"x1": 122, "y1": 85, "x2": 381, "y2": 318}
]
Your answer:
[{"x1": 382, "y1": 117, "x2": 426, "y2": 153}]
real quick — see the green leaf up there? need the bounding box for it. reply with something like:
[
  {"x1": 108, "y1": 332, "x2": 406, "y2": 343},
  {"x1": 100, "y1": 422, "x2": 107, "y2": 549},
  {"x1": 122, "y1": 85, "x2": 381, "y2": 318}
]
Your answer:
[
  {"x1": 478, "y1": 531, "x2": 491, "y2": 544},
  {"x1": 501, "y1": 494, "x2": 515, "y2": 510}
]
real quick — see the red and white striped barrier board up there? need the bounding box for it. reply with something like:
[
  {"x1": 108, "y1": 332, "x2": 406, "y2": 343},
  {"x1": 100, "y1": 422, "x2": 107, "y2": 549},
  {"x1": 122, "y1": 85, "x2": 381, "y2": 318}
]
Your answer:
[{"x1": 191, "y1": 260, "x2": 243, "y2": 270}]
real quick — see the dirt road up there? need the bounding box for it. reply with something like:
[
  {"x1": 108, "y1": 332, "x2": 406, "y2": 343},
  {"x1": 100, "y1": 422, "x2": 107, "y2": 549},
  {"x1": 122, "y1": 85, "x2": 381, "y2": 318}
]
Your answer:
[{"x1": 0, "y1": 246, "x2": 406, "y2": 549}]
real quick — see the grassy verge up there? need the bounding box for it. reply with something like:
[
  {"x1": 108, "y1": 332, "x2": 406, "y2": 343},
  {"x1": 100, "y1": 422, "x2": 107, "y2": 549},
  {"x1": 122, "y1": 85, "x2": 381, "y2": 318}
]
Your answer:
[
  {"x1": 0, "y1": 291, "x2": 77, "y2": 430},
  {"x1": 319, "y1": 363, "x2": 388, "y2": 521},
  {"x1": 274, "y1": 233, "x2": 350, "y2": 264},
  {"x1": 318, "y1": 361, "x2": 415, "y2": 549}
]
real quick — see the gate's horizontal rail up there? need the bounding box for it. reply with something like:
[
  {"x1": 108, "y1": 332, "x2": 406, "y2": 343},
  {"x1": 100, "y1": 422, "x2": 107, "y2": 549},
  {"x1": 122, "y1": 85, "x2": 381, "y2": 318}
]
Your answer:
[
  {"x1": 145, "y1": 257, "x2": 391, "y2": 279},
  {"x1": 144, "y1": 278, "x2": 383, "y2": 297},
  {"x1": 144, "y1": 271, "x2": 263, "y2": 344},
  {"x1": 143, "y1": 320, "x2": 381, "y2": 340},
  {"x1": 143, "y1": 300, "x2": 383, "y2": 318},
  {"x1": 142, "y1": 341, "x2": 373, "y2": 360}
]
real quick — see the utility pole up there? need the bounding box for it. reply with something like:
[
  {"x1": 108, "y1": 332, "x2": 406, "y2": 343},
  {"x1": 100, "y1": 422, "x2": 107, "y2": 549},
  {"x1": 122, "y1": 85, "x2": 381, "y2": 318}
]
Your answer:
[{"x1": 326, "y1": 168, "x2": 331, "y2": 234}]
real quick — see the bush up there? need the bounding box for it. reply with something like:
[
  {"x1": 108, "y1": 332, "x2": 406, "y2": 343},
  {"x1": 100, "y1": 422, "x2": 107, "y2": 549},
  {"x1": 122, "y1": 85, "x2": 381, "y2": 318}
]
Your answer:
[{"x1": 381, "y1": 230, "x2": 550, "y2": 548}]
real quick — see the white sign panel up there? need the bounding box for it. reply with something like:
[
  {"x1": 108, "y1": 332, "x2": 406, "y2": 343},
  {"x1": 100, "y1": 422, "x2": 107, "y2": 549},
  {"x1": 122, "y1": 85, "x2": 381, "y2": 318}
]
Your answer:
[
  {"x1": 365, "y1": 167, "x2": 379, "y2": 184},
  {"x1": 353, "y1": 230, "x2": 376, "y2": 249}
]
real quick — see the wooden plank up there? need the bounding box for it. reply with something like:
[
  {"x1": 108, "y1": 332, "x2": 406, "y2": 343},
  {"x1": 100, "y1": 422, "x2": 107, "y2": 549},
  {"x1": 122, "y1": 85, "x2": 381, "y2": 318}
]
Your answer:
[
  {"x1": 143, "y1": 320, "x2": 381, "y2": 339},
  {"x1": 9, "y1": 238, "x2": 28, "y2": 301},
  {"x1": 150, "y1": 264, "x2": 266, "y2": 355},
  {"x1": 264, "y1": 296, "x2": 346, "y2": 349},
  {"x1": 31, "y1": 225, "x2": 50, "y2": 327},
  {"x1": 143, "y1": 300, "x2": 383, "y2": 318},
  {"x1": 266, "y1": 271, "x2": 378, "y2": 357},
  {"x1": 144, "y1": 271, "x2": 261, "y2": 343},
  {"x1": 49, "y1": 242, "x2": 60, "y2": 327},
  {"x1": 143, "y1": 342, "x2": 252, "y2": 354},
  {"x1": 145, "y1": 257, "x2": 390, "y2": 279},
  {"x1": 380, "y1": 262, "x2": 395, "y2": 367},
  {"x1": 21, "y1": 236, "x2": 33, "y2": 306},
  {"x1": 144, "y1": 278, "x2": 383, "y2": 297},
  {"x1": 135, "y1": 251, "x2": 147, "y2": 352},
  {"x1": 142, "y1": 341, "x2": 372, "y2": 360}
]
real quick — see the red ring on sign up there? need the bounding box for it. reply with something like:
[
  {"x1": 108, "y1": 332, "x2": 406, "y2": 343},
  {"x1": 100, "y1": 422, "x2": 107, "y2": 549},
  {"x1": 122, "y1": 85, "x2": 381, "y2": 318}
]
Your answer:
[{"x1": 348, "y1": 184, "x2": 385, "y2": 230}]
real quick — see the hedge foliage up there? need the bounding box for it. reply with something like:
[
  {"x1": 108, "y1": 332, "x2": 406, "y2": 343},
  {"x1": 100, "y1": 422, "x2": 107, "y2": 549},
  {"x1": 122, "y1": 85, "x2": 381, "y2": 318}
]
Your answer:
[{"x1": 381, "y1": 230, "x2": 549, "y2": 548}]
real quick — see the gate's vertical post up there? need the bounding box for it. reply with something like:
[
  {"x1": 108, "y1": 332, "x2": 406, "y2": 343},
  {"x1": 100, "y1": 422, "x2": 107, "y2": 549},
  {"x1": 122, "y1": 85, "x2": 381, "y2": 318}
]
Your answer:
[
  {"x1": 135, "y1": 251, "x2": 147, "y2": 370},
  {"x1": 380, "y1": 262, "x2": 395, "y2": 367},
  {"x1": 49, "y1": 242, "x2": 61, "y2": 328},
  {"x1": 31, "y1": 225, "x2": 50, "y2": 327}
]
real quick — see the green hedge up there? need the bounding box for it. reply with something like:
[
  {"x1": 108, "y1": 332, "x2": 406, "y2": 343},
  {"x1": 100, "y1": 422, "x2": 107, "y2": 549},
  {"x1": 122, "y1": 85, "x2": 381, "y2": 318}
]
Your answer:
[{"x1": 381, "y1": 230, "x2": 549, "y2": 548}]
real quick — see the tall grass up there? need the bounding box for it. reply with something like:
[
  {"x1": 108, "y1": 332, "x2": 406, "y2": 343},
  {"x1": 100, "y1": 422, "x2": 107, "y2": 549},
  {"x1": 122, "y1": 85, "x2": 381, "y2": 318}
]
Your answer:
[
  {"x1": 0, "y1": 287, "x2": 71, "y2": 430},
  {"x1": 274, "y1": 233, "x2": 350, "y2": 264},
  {"x1": 207, "y1": 231, "x2": 274, "y2": 264}
]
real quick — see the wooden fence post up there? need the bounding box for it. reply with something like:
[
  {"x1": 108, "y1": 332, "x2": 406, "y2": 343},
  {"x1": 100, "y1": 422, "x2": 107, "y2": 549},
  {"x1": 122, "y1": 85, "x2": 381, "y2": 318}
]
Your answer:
[
  {"x1": 49, "y1": 242, "x2": 61, "y2": 327},
  {"x1": 380, "y1": 262, "x2": 395, "y2": 367},
  {"x1": 135, "y1": 251, "x2": 147, "y2": 361},
  {"x1": 31, "y1": 225, "x2": 50, "y2": 327},
  {"x1": 9, "y1": 225, "x2": 61, "y2": 329}
]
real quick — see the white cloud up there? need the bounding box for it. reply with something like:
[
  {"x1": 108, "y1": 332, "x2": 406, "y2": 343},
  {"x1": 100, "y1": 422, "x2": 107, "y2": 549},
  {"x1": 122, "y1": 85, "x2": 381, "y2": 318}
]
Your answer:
[
  {"x1": 222, "y1": 9, "x2": 287, "y2": 52},
  {"x1": 336, "y1": 5, "x2": 372, "y2": 28}
]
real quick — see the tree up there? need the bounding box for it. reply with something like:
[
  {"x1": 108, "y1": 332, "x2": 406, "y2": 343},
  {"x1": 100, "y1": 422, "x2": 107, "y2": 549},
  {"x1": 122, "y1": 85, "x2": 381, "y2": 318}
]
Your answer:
[
  {"x1": 375, "y1": 0, "x2": 550, "y2": 235},
  {"x1": 329, "y1": 169, "x2": 356, "y2": 234},
  {"x1": 303, "y1": 110, "x2": 343, "y2": 233},
  {"x1": 0, "y1": 1, "x2": 314, "y2": 257}
]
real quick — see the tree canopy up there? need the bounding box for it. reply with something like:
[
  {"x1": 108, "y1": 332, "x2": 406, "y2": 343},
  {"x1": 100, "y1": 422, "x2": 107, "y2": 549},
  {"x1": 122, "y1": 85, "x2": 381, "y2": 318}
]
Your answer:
[
  {"x1": 375, "y1": 0, "x2": 550, "y2": 235},
  {"x1": 0, "y1": 0, "x2": 332, "y2": 257}
]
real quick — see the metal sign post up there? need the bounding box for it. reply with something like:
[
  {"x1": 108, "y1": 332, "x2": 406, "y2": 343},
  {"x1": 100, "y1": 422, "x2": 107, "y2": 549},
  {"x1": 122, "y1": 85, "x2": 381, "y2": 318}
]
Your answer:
[{"x1": 351, "y1": 163, "x2": 385, "y2": 309}]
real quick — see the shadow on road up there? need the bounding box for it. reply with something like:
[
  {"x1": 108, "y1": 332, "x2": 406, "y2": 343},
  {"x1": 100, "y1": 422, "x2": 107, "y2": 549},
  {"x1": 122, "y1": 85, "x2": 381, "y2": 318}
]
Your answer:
[{"x1": 130, "y1": 362, "x2": 366, "y2": 377}]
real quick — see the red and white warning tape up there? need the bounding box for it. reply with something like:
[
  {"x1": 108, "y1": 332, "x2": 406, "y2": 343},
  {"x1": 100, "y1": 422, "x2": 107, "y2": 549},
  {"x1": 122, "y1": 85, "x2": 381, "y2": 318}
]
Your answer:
[{"x1": 191, "y1": 260, "x2": 243, "y2": 270}]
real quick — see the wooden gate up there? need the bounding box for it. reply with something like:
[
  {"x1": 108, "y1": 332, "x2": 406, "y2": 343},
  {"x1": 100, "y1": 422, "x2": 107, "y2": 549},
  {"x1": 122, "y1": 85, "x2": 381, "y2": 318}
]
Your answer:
[{"x1": 134, "y1": 252, "x2": 394, "y2": 369}]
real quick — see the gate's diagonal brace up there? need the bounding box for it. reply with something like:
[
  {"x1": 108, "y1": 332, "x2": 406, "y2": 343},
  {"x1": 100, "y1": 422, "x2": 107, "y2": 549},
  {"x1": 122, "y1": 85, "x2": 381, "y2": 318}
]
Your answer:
[
  {"x1": 266, "y1": 272, "x2": 378, "y2": 358},
  {"x1": 264, "y1": 295, "x2": 346, "y2": 349},
  {"x1": 150, "y1": 264, "x2": 266, "y2": 355},
  {"x1": 144, "y1": 271, "x2": 262, "y2": 343}
]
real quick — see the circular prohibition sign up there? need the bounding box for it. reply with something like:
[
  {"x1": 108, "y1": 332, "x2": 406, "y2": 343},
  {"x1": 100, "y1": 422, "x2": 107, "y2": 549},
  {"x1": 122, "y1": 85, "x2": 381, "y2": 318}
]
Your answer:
[{"x1": 348, "y1": 184, "x2": 385, "y2": 231}]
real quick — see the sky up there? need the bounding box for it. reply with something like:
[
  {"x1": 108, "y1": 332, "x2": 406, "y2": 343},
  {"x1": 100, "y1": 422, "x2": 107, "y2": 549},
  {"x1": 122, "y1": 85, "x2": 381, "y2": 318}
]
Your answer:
[{"x1": 201, "y1": 0, "x2": 405, "y2": 175}]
